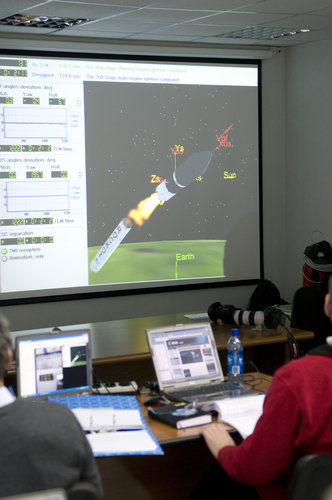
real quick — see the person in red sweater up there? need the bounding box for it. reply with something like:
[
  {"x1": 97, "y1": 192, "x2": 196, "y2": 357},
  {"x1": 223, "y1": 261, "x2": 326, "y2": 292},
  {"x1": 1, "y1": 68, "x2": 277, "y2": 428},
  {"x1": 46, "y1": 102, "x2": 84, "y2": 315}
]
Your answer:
[{"x1": 189, "y1": 276, "x2": 332, "y2": 500}]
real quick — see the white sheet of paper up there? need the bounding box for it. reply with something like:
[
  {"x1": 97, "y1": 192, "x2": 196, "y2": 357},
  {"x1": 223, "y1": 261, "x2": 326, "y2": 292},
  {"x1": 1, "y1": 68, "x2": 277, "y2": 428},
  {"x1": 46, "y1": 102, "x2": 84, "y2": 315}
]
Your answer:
[
  {"x1": 184, "y1": 313, "x2": 209, "y2": 320},
  {"x1": 72, "y1": 408, "x2": 144, "y2": 431},
  {"x1": 87, "y1": 429, "x2": 162, "y2": 454},
  {"x1": 217, "y1": 394, "x2": 265, "y2": 438},
  {"x1": 203, "y1": 393, "x2": 265, "y2": 439}
]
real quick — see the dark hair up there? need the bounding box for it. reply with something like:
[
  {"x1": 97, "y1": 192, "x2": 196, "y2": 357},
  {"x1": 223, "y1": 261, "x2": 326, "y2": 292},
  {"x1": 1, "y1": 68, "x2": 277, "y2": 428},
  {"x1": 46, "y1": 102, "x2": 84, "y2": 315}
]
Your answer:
[{"x1": 0, "y1": 313, "x2": 11, "y2": 379}]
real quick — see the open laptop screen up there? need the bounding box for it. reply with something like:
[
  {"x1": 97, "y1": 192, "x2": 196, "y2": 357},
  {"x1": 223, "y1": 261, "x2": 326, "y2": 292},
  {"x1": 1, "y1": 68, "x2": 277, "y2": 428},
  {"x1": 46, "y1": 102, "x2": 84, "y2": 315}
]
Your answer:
[
  {"x1": 146, "y1": 323, "x2": 224, "y2": 389},
  {"x1": 15, "y1": 329, "x2": 92, "y2": 398}
]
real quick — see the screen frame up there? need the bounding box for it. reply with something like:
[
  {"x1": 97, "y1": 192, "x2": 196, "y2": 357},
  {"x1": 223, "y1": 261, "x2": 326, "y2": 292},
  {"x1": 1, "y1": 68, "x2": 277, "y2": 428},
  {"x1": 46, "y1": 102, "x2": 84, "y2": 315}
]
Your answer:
[
  {"x1": 15, "y1": 328, "x2": 92, "y2": 398},
  {"x1": 0, "y1": 49, "x2": 263, "y2": 306}
]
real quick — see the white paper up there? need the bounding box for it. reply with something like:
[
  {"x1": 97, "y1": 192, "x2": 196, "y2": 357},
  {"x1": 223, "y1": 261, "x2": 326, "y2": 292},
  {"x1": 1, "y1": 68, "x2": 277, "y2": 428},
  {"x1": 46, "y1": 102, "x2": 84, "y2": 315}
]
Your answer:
[
  {"x1": 72, "y1": 408, "x2": 144, "y2": 431},
  {"x1": 203, "y1": 393, "x2": 265, "y2": 438},
  {"x1": 184, "y1": 313, "x2": 209, "y2": 320},
  {"x1": 87, "y1": 429, "x2": 162, "y2": 455},
  {"x1": 177, "y1": 413, "x2": 212, "y2": 429}
]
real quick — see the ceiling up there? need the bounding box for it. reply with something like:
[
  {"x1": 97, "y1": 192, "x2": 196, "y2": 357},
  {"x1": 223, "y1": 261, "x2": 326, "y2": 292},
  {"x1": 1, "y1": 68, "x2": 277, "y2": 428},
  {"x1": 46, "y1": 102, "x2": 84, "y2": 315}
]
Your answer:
[{"x1": 0, "y1": 0, "x2": 332, "y2": 50}]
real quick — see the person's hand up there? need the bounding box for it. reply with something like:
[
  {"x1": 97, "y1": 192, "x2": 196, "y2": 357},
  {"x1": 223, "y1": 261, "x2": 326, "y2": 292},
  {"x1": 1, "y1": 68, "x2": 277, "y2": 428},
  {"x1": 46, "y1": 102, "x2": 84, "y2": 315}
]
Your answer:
[{"x1": 201, "y1": 423, "x2": 235, "y2": 459}]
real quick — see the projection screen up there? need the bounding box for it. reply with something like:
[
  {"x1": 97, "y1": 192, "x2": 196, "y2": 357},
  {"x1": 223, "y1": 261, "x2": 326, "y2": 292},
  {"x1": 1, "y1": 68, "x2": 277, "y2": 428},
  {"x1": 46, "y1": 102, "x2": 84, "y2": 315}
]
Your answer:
[{"x1": 0, "y1": 52, "x2": 262, "y2": 303}]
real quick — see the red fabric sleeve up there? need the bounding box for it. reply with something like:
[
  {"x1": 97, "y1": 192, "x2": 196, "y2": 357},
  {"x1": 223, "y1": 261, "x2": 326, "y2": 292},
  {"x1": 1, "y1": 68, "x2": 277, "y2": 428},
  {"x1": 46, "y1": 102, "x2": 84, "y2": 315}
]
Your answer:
[{"x1": 218, "y1": 371, "x2": 301, "y2": 486}]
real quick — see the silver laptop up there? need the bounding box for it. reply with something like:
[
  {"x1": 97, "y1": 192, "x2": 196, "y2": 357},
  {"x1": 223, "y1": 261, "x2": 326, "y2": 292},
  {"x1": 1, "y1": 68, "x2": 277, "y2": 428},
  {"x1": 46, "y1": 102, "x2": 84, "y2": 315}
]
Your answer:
[
  {"x1": 146, "y1": 322, "x2": 252, "y2": 407},
  {"x1": 15, "y1": 329, "x2": 93, "y2": 399}
]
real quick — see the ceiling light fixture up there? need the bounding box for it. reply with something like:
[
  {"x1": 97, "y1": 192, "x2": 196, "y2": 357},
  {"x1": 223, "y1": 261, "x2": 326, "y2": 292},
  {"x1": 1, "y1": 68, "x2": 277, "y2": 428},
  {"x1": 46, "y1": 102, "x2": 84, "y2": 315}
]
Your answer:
[
  {"x1": 215, "y1": 26, "x2": 311, "y2": 41},
  {"x1": 0, "y1": 13, "x2": 90, "y2": 29},
  {"x1": 271, "y1": 28, "x2": 311, "y2": 39}
]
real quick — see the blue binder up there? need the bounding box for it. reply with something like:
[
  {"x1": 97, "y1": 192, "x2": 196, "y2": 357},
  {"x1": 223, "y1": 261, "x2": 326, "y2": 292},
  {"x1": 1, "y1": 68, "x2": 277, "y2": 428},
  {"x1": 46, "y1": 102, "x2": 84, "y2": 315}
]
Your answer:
[{"x1": 48, "y1": 394, "x2": 163, "y2": 457}]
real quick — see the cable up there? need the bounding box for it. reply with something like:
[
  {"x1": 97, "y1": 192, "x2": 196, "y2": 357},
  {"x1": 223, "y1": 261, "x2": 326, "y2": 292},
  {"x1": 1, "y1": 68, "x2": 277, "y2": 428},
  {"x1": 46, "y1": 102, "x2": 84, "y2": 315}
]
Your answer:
[
  {"x1": 277, "y1": 311, "x2": 301, "y2": 359},
  {"x1": 242, "y1": 361, "x2": 264, "y2": 390},
  {"x1": 282, "y1": 324, "x2": 301, "y2": 359}
]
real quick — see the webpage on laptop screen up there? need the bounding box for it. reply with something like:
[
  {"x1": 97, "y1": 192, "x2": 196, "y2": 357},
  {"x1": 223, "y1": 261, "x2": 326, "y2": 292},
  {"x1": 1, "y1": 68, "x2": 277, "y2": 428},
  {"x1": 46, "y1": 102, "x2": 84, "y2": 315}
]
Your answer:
[{"x1": 152, "y1": 327, "x2": 221, "y2": 385}]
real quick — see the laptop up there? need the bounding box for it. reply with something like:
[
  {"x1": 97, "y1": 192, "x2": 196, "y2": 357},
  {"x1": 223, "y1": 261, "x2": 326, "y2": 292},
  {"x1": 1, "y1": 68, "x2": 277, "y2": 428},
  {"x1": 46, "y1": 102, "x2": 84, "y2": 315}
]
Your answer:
[
  {"x1": 146, "y1": 322, "x2": 253, "y2": 407},
  {"x1": 15, "y1": 329, "x2": 93, "y2": 399}
]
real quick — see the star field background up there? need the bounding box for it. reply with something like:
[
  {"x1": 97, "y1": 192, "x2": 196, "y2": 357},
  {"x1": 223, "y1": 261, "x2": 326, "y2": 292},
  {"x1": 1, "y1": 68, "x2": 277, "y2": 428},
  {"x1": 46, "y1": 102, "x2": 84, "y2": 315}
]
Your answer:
[{"x1": 84, "y1": 78, "x2": 260, "y2": 281}]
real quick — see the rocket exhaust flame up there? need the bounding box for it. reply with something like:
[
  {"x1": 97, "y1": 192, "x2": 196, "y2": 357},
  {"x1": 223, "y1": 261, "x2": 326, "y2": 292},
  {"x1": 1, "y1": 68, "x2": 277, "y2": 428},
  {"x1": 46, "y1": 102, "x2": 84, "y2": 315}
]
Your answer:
[
  {"x1": 90, "y1": 194, "x2": 162, "y2": 273},
  {"x1": 128, "y1": 193, "x2": 163, "y2": 227},
  {"x1": 90, "y1": 149, "x2": 214, "y2": 273}
]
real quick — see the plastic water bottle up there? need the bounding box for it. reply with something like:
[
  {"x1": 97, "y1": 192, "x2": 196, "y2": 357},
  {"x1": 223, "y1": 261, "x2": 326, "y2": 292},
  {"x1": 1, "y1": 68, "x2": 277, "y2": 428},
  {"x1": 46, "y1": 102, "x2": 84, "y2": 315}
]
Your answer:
[{"x1": 227, "y1": 328, "x2": 243, "y2": 386}]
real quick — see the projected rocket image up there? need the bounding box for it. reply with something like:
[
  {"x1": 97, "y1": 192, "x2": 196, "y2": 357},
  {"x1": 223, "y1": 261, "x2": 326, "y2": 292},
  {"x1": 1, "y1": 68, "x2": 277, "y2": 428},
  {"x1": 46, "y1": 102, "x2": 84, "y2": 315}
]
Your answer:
[
  {"x1": 90, "y1": 151, "x2": 213, "y2": 273},
  {"x1": 85, "y1": 79, "x2": 259, "y2": 286},
  {"x1": 155, "y1": 151, "x2": 212, "y2": 202},
  {"x1": 90, "y1": 217, "x2": 133, "y2": 273}
]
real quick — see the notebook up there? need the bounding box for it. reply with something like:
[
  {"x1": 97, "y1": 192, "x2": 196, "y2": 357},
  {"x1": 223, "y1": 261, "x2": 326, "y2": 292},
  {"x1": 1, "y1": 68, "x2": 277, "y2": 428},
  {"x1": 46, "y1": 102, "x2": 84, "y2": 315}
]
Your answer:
[
  {"x1": 146, "y1": 322, "x2": 253, "y2": 407},
  {"x1": 15, "y1": 329, "x2": 93, "y2": 399}
]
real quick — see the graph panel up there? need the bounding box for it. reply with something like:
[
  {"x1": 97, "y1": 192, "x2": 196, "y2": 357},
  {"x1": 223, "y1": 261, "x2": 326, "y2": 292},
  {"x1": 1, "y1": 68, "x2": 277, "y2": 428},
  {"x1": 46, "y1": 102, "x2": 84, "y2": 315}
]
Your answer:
[
  {"x1": 3, "y1": 107, "x2": 67, "y2": 139},
  {"x1": 6, "y1": 181, "x2": 69, "y2": 212}
]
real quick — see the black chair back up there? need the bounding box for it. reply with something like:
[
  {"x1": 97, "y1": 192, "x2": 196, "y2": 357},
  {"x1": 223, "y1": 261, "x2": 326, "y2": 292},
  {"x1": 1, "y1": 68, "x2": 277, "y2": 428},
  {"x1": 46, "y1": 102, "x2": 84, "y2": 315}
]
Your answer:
[
  {"x1": 67, "y1": 481, "x2": 100, "y2": 500},
  {"x1": 287, "y1": 454, "x2": 332, "y2": 500},
  {"x1": 291, "y1": 286, "x2": 332, "y2": 351}
]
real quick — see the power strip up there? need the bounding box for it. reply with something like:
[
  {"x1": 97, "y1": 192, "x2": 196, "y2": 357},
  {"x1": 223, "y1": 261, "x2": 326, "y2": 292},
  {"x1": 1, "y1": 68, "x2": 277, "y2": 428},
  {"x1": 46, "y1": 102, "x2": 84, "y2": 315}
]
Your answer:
[{"x1": 93, "y1": 381, "x2": 139, "y2": 395}]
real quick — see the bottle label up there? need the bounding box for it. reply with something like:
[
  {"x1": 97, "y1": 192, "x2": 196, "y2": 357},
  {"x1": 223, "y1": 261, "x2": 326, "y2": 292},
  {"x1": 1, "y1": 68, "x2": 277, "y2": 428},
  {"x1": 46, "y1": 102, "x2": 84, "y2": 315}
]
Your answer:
[{"x1": 227, "y1": 353, "x2": 243, "y2": 375}]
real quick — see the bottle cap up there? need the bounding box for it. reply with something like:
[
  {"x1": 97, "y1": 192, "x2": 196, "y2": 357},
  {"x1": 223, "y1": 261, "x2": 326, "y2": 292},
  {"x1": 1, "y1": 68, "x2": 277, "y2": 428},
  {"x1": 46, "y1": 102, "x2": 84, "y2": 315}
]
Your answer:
[{"x1": 231, "y1": 328, "x2": 239, "y2": 335}]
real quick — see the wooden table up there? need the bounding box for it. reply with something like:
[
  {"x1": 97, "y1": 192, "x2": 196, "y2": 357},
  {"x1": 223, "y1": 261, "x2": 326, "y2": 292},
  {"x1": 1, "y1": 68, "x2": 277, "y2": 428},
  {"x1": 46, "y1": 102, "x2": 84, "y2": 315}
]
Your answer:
[
  {"x1": 97, "y1": 372, "x2": 272, "y2": 500},
  {"x1": 5, "y1": 314, "x2": 313, "y2": 499}
]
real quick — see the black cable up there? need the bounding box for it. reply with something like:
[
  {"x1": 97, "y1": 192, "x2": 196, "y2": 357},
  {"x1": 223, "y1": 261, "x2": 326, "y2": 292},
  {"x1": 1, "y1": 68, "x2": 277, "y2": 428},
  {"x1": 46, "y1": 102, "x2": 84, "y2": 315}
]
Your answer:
[
  {"x1": 277, "y1": 311, "x2": 301, "y2": 359},
  {"x1": 281, "y1": 324, "x2": 300, "y2": 359},
  {"x1": 242, "y1": 361, "x2": 264, "y2": 390}
]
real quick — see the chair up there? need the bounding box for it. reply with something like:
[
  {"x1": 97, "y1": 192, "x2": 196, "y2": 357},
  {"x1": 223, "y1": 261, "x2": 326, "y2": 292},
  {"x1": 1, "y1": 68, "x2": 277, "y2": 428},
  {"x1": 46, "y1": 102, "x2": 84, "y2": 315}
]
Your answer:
[
  {"x1": 67, "y1": 481, "x2": 100, "y2": 500},
  {"x1": 0, "y1": 489, "x2": 67, "y2": 499},
  {"x1": 1, "y1": 481, "x2": 99, "y2": 500},
  {"x1": 291, "y1": 286, "x2": 332, "y2": 352},
  {"x1": 286, "y1": 454, "x2": 332, "y2": 500}
]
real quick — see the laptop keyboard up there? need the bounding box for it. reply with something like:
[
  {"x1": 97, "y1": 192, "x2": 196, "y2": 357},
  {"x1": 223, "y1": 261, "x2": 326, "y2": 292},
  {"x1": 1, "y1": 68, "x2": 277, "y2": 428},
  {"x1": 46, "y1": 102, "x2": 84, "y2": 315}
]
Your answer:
[{"x1": 169, "y1": 381, "x2": 242, "y2": 399}]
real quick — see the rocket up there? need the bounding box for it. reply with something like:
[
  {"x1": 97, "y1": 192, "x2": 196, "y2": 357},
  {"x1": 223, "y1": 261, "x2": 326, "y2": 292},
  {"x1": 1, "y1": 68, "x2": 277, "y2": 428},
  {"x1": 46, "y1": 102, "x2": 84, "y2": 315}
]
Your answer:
[
  {"x1": 90, "y1": 151, "x2": 213, "y2": 273},
  {"x1": 155, "y1": 151, "x2": 213, "y2": 202},
  {"x1": 90, "y1": 217, "x2": 133, "y2": 273}
]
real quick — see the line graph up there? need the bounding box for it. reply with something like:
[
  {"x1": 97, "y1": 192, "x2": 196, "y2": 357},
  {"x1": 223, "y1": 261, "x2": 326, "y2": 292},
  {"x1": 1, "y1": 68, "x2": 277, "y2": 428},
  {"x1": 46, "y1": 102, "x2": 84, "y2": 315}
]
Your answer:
[
  {"x1": 6, "y1": 181, "x2": 70, "y2": 212},
  {"x1": 3, "y1": 107, "x2": 67, "y2": 139}
]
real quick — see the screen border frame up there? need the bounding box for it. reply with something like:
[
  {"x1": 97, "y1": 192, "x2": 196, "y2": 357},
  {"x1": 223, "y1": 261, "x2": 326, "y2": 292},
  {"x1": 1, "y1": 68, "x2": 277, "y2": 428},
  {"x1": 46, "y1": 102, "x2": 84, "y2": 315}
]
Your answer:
[
  {"x1": 15, "y1": 328, "x2": 93, "y2": 398},
  {"x1": 0, "y1": 48, "x2": 263, "y2": 306}
]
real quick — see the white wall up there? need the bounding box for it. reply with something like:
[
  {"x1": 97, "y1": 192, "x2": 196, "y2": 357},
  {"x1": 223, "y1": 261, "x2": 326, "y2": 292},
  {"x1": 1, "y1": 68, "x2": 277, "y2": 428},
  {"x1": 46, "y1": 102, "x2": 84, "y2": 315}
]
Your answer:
[
  {"x1": 260, "y1": 48, "x2": 287, "y2": 298},
  {"x1": 3, "y1": 39, "x2": 322, "y2": 332},
  {"x1": 4, "y1": 285, "x2": 256, "y2": 331},
  {"x1": 281, "y1": 39, "x2": 332, "y2": 299}
]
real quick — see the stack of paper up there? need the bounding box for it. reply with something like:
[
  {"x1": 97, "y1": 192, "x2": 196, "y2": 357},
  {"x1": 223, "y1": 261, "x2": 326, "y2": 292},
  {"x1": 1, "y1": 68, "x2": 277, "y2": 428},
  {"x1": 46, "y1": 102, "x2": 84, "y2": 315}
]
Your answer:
[{"x1": 202, "y1": 393, "x2": 265, "y2": 438}]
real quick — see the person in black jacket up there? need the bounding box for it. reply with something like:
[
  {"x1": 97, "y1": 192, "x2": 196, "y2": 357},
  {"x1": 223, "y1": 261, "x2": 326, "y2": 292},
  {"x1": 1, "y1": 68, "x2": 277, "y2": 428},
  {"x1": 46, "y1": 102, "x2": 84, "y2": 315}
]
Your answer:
[{"x1": 0, "y1": 313, "x2": 103, "y2": 499}]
